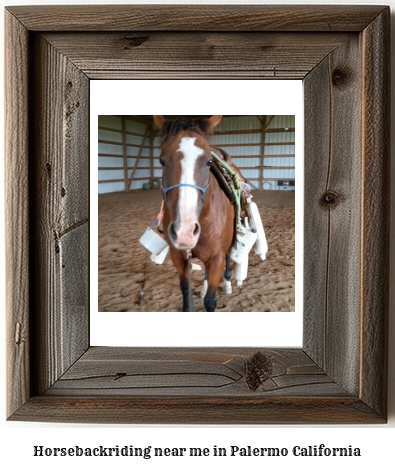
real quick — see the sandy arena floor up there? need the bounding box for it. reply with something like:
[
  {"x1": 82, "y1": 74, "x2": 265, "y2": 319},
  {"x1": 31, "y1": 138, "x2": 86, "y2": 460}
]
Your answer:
[{"x1": 98, "y1": 189, "x2": 295, "y2": 312}]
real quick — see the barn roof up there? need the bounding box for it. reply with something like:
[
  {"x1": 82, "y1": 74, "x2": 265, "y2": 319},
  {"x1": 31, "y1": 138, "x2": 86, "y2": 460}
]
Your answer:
[{"x1": 118, "y1": 115, "x2": 243, "y2": 125}]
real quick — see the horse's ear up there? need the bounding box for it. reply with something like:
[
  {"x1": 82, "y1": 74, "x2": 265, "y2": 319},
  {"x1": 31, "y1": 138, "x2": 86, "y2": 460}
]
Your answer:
[
  {"x1": 207, "y1": 115, "x2": 222, "y2": 131},
  {"x1": 153, "y1": 115, "x2": 165, "y2": 129}
]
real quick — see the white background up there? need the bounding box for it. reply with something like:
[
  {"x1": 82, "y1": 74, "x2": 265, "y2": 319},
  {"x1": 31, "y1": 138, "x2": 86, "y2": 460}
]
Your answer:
[
  {"x1": 90, "y1": 80, "x2": 304, "y2": 347},
  {"x1": 1, "y1": 0, "x2": 394, "y2": 469}
]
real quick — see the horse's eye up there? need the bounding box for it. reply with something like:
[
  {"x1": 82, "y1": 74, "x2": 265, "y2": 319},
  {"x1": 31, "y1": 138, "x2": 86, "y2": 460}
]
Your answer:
[
  {"x1": 206, "y1": 159, "x2": 213, "y2": 167},
  {"x1": 159, "y1": 158, "x2": 165, "y2": 167}
]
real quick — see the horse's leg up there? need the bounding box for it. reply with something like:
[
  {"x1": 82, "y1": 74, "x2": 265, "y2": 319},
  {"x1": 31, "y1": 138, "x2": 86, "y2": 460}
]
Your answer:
[
  {"x1": 180, "y1": 274, "x2": 194, "y2": 312},
  {"x1": 222, "y1": 255, "x2": 232, "y2": 294},
  {"x1": 204, "y1": 256, "x2": 226, "y2": 312},
  {"x1": 200, "y1": 268, "x2": 208, "y2": 298},
  {"x1": 171, "y1": 251, "x2": 195, "y2": 312}
]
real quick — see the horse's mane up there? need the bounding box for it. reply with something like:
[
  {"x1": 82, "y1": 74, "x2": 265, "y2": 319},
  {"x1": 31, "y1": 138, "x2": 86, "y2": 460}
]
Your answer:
[{"x1": 159, "y1": 118, "x2": 212, "y2": 145}]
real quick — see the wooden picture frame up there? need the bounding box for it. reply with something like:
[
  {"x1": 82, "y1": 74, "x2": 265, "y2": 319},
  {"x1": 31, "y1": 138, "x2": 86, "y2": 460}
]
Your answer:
[{"x1": 5, "y1": 5, "x2": 390, "y2": 424}]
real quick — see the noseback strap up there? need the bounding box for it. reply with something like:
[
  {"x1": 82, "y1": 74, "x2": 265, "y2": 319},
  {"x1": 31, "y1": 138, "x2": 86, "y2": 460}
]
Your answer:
[{"x1": 162, "y1": 180, "x2": 210, "y2": 202}]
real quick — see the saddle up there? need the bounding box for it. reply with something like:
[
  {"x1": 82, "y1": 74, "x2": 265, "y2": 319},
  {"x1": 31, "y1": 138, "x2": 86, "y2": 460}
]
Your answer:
[
  {"x1": 210, "y1": 147, "x2": 250, "y2": 246},
  {"x1": 210, "y1": 147, "x2": 248, "y2": 210}
]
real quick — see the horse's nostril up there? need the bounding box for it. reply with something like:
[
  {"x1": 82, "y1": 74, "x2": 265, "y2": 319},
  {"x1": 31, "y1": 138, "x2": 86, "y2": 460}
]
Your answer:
[{"x1": 193, "y1": 223, "x2": 200, "y2": 236}]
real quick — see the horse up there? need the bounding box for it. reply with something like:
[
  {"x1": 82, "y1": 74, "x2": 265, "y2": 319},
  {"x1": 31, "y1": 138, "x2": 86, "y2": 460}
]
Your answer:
[{"x1": 153, "y1": 115, "x2": 244, "y2": 312}]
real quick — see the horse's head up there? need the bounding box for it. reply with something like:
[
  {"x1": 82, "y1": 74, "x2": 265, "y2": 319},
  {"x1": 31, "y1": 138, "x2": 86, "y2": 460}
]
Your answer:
[{"x1": 154, "y1": 115, "x2": 222, "y2": 250}]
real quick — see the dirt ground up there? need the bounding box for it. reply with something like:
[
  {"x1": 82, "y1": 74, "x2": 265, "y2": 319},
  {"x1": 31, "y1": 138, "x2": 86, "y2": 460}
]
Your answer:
[{"x1": 98, "y1": 189, "x2": 295, "y2": 312}]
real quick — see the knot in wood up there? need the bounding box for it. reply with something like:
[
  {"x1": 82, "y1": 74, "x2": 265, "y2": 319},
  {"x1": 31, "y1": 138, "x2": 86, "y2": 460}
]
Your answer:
[
  {"x1": 332, "y1": 68, "x2": 348, "y2": 87},
  {"x1": 246, "y1": 351, "x2": 273, "y2": 391},
  {"x1": 123, "y1": 35, "x2": 149, "y2": 49},
  {"x1": 321, "y1": 190, "x2": 340, "y2": 207}
]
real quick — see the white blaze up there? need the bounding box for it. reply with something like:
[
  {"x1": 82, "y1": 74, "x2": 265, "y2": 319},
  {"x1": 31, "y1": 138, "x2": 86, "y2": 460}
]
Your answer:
[{"x1": 178, "y1": 137, "x2": 204, "y2": 223}]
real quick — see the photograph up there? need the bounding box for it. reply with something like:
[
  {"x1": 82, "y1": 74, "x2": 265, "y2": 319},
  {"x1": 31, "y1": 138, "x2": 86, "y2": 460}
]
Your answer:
[{"x1": 98, "y1": 115, "x2": 296, "y2": 313}]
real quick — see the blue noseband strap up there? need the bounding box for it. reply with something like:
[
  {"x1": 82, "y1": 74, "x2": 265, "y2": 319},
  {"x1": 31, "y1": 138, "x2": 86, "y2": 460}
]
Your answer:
[{"x1": 162, "y1": 180, "x2": 210, "y2": 203}]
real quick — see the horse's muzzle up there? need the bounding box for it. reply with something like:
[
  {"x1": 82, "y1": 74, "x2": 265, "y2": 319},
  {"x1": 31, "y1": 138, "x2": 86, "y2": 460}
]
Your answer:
[{"x1": 168, "y1": 221, "x2": 201, "y2": 250}]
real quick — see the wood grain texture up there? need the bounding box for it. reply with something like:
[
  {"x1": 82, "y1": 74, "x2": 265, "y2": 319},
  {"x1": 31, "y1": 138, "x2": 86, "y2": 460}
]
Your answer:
[
  {"x1": 42, "y1": 32, "x2": 350, "y2": 80},
  {"x1": 360, "y1": 8, "x2": 390, "y2": 417},
  {"x1": 6, "y1": 5, "x2": 386, "y2": 32},
  {"x1": 303, "y1": 56, "x2": 332, "y2": 369},
  {"x1": 304, "y1": 35, "x2": 362, "y2": 395},
  {"x1": 5, "y1": 10, "x2": 30, "y2": 418},
  {"x1": 30, "y1": 34, "x2": 90, "y2": 395},
  {"x1": 10, "y1": 395, "x2": 383, "y2": 425},
  {"x1": 46, "y1": 347, "x2": 345, "y2": 397},
  {"x1": 5, "y1": 5, "x2": 389, "y2": 424}
]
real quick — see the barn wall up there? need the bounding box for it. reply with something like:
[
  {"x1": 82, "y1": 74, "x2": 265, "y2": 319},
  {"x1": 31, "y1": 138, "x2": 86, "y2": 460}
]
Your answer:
[
  {"x1": 125, "y1": 118, "x2": 152, "y2": 190},
  {"x1": 98, "y1": 115, "x2": 295, "y2": 193},
  {"x1": 98, "y1": 116, "x2": 123, "y2": 194},
  {"x1": 264, "y1": 115, "x2": 295, "y2": 190},
  {"x1": 213, "y1": 115, "x2": 295, "y2": 191},
  {"x1": 98, "y1": 116, "x2": 153, "y2": 194}
]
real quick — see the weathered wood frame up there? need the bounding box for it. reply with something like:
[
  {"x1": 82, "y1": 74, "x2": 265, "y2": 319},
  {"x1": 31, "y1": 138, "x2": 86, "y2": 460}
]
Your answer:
[{"x1": 5, "y1": 5, "x2": 390, "y2": 423}]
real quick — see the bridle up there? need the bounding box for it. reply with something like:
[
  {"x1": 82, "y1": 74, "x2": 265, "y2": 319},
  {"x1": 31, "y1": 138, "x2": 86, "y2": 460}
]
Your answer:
[{"x1": 162, "y1": 179, "x2": 210, "y2": 206}]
